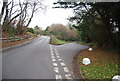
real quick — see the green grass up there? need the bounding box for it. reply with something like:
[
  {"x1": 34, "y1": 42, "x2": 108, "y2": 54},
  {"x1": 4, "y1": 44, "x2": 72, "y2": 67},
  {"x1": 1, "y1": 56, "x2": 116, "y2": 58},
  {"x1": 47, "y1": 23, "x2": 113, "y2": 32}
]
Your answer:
[
  {"x1": 77, "y1": 49, "x2": 119, "y2": 81},
  {"x1": 50, "y1": 36, "x2": 68, "y2": 45}
]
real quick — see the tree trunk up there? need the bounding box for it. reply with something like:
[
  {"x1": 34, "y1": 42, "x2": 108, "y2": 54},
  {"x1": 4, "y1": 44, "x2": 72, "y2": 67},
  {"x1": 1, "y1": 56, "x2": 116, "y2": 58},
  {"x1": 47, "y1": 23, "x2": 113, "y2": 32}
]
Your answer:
[{"x1": 0, "y1": 1, "x2": 8, "y2": 23}]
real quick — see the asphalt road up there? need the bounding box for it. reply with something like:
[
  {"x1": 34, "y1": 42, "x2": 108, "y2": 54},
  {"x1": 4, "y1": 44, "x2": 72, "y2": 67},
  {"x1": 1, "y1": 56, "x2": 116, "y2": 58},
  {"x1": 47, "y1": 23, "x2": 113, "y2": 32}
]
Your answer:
[{"x1": 2, "y1": 36, "x2": 88, "y2": 79}]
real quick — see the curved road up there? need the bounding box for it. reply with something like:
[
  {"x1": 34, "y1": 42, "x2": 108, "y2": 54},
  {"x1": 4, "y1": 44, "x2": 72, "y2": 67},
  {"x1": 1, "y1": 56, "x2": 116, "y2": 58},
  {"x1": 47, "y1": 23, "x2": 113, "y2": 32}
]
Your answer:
[{"x1": 3, "y1": 36, "x2": 88, "y2": 80}]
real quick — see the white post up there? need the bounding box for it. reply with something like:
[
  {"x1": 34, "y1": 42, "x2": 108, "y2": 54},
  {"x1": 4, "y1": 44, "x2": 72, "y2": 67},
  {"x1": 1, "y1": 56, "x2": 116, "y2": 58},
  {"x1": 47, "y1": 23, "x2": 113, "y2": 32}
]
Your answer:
[
  {"x1": 112, "y1": 75, "x2": 120, "y2": 81},
  {"x1": 82, "y1": 58, "x2": 90, "y2": 65}
]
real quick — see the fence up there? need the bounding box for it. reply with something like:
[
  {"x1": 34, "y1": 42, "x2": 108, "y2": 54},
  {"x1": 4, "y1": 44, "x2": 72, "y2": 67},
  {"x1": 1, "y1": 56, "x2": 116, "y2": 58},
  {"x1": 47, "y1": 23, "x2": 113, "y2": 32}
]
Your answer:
[{"x1": 0, "y1": 35, "x2": 33, "y2": 42}]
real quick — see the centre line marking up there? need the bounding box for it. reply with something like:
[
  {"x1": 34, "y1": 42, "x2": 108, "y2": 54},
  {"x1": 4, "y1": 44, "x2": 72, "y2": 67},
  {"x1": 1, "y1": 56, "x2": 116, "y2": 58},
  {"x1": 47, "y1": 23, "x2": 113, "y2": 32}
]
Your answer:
[
  {"x1": 57, "y1": 56, "x2": 60, "y2": 58},
  {"x1": 63, "y1": 67, "x2": 69, "y2": 73},
  {"x1": 61, "y1": 62, "x2": 66, "y2": 66},
  {"x1": 50, "y1": 45, "x2": 53, "y2": 54},
  {"x1": 52, "y1": 59, "x2": 56, "y2": 62},
  {"x1": 51, "y1": 55, "x2": 55, "y2": 57},
  {"x1": 51, "y1": 56, "x2": 55, "y2": 59},
  {"x1": 56, "y1": 74, "x2": 62, "y2": 79},
  {"x1": 58, "y1": 58, "x2": 63, "y2": 61},
  {"x1": 65, "y1": 74, "x2": 73, "y2": 79},
  {"x1": 51, "y1": 53, "x2": 54, "y2": 56},
  {"x1": 50, "y1": 46, "x2": 73, "y2": 80},
  {"x1": 51, "y1": 51, "x2": 53, "y2": 54},
  {"x1": 54, "y1": 67, "x2": 59, "y2": 73},
  {"x1": 55, "y1": 49, "x2": 59, "y2": 53},
  {"x1": 53, "y1": 63, "x2": 58, "y2": 66}
]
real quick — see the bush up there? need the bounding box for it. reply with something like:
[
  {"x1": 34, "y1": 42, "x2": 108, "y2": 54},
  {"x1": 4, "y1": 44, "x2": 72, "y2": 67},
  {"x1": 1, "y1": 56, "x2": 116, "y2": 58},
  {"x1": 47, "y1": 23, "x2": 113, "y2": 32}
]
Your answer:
[
  {"x1": 7, "y1": 27, "x2": 16, "y2": 37},
  {"x1": 26, "y1": 28, "x2": 34, "y2": 34}
]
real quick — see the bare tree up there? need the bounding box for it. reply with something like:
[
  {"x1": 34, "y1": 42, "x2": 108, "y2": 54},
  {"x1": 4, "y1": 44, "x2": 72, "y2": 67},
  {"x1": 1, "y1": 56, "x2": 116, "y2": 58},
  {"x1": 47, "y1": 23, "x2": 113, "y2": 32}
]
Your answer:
[
  {"x1": 25, "y1": 0, "x2": 46, "y2": 27},
  {"x1": 0, "y1": 0, "x2": 8, "y2": 23},
  {"x1": 1, "y1": 0, "x2": 46, "y2": 34}
]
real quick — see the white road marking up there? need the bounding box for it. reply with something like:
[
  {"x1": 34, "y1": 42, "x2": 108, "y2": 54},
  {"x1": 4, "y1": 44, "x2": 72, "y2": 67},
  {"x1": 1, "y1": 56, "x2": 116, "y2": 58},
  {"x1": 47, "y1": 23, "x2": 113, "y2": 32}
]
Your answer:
[
  {"x1": 54, "y1": 49, "x2": 57, "y2": 51},
  {"x1": 51, "y1": 56, "x2": 55, "y2": 59},
  {"x1": 50, "y1": 45, "x2": 73, "y2": 80},
  {"x1": 57, "y1": 56, "x2": 60, "y2": 58},
  {"x1": 61, "y1": 62, "x2": 66, "y2": 66},
  {"x1": 55, "y1": 49, "x2": 59, "y2": 54},
  {"x1": 65, "y1": 74, "x2": 72, "y2": 79},
  {"x1": 50, "y1": 45, "x2": 53, "y2": 54},
  {"x1": 56, "y1": 74, "x2": 62, "y2": 79},
  {"x1": 54, "y1": 67, "x2": 59, "y2": 73},
  {"x1": 56, "y1": 54, "x2": 59, "y2": 56},
  {"x1": 53, "y1": 63, "x2": 58, "y2": 66},
  {"x1": 52, "y1": 59, "x2": 56, "y2": 62},
  {"x1": 51, "y1": 55, "x2": 55, "y2": 57},
  {"x1": 56, "y1": 53, "x2": 59, "y2": 56},
  {"x1": 51, "y1": 51, "x2": 53, "y2": 54},
  {"x1": 51, "y1": 53, "x2": 54, "y2": 56},
  {"x1": 63, "y1": 67, "x2": 69, "y2": 73},
  {"x1": 58, "y1": 58, "x2": 63, "y2": 61}
]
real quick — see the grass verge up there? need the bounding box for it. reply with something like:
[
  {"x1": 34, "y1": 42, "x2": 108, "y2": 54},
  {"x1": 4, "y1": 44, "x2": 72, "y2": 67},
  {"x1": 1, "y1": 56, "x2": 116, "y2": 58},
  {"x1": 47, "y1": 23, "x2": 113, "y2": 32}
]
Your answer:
[
  {"x1": 50, "y1": 36, "x2": 68, "y2": 45},
  {"x1": 77, "y1": 48, "x2": 119, "y2": 81}
]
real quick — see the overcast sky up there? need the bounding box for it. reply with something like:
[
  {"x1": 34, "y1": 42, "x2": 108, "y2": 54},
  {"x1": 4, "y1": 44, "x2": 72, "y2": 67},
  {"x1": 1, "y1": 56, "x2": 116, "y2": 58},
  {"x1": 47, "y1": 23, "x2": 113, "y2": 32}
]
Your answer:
[
  {"x1": 0, "y1": 0, "x2": 74, "y2": 30},
  {"x1": 1, "y1": 0, "x2": 118, "y2": 30},
  {"x1": 29, "y1": 0, "x2": 74, "y2": 30}
]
